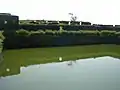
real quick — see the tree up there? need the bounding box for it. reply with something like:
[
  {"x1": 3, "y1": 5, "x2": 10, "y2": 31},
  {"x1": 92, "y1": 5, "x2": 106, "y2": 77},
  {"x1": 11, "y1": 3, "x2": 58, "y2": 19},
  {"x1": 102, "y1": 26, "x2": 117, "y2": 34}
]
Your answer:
[{"x1": 68, "y1": 13, "x2": 77, "y2": 22}]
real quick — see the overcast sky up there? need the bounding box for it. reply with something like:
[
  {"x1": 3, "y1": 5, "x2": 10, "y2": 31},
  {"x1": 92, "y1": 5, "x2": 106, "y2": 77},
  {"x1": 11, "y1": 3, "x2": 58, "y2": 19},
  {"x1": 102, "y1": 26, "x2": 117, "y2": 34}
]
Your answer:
[{"x1": 0, "y1": 0, "x2": 120, "y2": 25}]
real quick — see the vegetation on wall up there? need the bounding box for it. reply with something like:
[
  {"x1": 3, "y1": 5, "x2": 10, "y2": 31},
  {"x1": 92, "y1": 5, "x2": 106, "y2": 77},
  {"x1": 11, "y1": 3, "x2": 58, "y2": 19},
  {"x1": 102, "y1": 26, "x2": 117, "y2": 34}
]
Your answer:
[
  {"x1": 2, "y1": 29, "x2": 120, "y2": 49},
  {"x1": 0, "y1": 31, "x2": 5, "y2": 52},
  {"x1": 15, "y1": 29, "x2": 120, "y2": 37}
]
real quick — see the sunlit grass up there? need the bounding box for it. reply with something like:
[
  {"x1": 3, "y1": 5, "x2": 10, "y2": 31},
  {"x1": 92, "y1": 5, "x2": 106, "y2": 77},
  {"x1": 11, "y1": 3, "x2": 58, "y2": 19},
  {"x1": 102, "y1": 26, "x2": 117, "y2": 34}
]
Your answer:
[{"x1": 3, "y1": 44, "x2": 120, "y2": 65}]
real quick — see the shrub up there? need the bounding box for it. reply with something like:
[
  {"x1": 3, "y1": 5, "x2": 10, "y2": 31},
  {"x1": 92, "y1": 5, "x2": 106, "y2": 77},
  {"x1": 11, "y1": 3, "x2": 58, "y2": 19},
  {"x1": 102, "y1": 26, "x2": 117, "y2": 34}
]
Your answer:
[
  {"x1": 0, "y1": 31, "x2": 5, "y2": 49},
  {"x1": 16, "y1": 29, "x2": 30, "y2": 37},
  {"x1": 0, "y1": 31, "x2": 5, "y2": 40},
  {"x1": 45, "y1": 30, "x2": 55, "y2": 35},
  {"x1": 100, "y1": 30, "x2": 116, "y2": 37},
  {"x1": 59, "y1": 26, "x2": 63, "y2": 31},
  {"x1": 116, "y1": 32, "x2": 120, "y2": 37},
  {"x1": 80, "y1": 30, "x2": 99, "y2": 36},
  {"x1": 15, "y1": 29, "x2": 120, "y2": 37}
]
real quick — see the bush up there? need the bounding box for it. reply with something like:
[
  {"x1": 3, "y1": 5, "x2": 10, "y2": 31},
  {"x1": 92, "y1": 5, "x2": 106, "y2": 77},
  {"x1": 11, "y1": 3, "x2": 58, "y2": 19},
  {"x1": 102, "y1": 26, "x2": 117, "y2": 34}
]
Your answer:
[
  {"x1": 30, "y1": 30, "x2": 45, "y2": 36},
  {"x1": 0, "y1": 31, "x2": 5, "y2": 50},
  {"x1": 16, "y1": 29, "x2": 30, "y2": 37},
  {"x1": 45, "y1": 30, "x2": 55, "y2": 35},
  {"x1": 80, "y1": 30, "x2": 99, "y2": 36},
  {"x1": 0, "y1": 31, "x2": 5, "y2": 40},
  {"x1": 100, "y1": 30, "x2": 116, "y2": 37},
  {"x1": 116, "y1": 32, "x2": 120, "y2": 37},
  {"x1": 15, "y1": 29, "x2": 120, "y2": 37},
  {"x1": 4, "y1": 29, "x2": 120, "y2": 49}
]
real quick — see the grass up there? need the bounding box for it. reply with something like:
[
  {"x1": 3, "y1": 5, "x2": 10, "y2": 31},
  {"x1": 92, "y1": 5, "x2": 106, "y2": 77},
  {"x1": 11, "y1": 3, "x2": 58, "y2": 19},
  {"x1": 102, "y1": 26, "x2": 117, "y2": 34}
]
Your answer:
[{"x1": 3, "y1": 44, "x2": 120, "y2": 65}]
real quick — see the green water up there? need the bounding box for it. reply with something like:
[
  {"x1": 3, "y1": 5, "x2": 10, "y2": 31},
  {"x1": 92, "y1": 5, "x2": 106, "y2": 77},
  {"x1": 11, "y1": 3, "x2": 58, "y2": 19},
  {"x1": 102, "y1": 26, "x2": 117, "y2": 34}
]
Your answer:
[{"x1": 0, "y1": 45, "x2": 120, "y2": 90}]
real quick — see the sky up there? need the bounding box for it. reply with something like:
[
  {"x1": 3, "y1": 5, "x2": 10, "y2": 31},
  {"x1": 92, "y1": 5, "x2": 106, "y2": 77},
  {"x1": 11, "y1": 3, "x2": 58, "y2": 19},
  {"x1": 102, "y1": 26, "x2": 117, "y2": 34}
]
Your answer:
[{"x1": 0, "y1": 0, "x2": 120, "y2": 25}]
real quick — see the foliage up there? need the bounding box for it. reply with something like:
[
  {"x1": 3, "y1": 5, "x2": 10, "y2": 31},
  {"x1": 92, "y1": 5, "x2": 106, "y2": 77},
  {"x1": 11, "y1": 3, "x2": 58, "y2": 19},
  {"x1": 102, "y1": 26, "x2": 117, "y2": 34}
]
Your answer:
[
  {"x1": 15, "y1": 29, "x2": 120, "y2": 37},
  {"x1": 0, "y1": 31, "x2": 5, "y2": 52},
  {"x1": 0, "y1": 31, "x2": 5, "y2": 40},
  {"x1": 80, "y1": 30, "x2": 99, "y2": 36},
  {"x1": 16, "y1": 29, "x2": 30, "y2": 37},
  {"x1": 100, "y1": 30, "x2": 116, "y2": 37},
  {"x1": 4, "y1": 29, "x2": 120, "y2": 49},
  {"x1": 115, "y1": 32, "x2": 120, "y2": 37},
  {"x1": 69, "y1": 13, "x2": 77, "y2": 22},
  {"x1": 30, "y1": 30, "x2": 45, "y2": 35}
]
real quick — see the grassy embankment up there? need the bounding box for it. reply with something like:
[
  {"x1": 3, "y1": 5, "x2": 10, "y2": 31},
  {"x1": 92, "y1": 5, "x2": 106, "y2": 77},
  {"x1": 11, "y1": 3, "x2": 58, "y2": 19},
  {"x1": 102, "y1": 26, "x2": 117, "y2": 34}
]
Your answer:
[{"x1": 3, "y1": 44, "x2": 120, "y2": 65}]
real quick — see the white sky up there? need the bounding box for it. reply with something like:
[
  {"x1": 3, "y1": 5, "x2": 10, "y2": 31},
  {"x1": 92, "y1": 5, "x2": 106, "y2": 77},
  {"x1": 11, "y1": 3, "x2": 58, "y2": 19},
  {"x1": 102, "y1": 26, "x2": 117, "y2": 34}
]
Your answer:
[{"x1": 0, "y1": 0, "x2": 120, "y2": 25}]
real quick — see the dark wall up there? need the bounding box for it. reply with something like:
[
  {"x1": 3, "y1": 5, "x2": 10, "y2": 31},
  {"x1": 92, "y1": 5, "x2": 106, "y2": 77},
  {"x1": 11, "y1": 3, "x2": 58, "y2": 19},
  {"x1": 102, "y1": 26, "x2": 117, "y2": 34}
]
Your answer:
[
  {"x1": 19, "y1": 24, "x2": 60, "y2": 30},
  {"x1": 19, "y1": 25, "x2": 98, "y2": 31},
  {"x1": 19, "y1": 24, "x2": 119, "y2": 31},
  {"x1": 4, "y1": 32, "x2": 120, "y2": 49},
  {"x1": 115, "y1": 25, "x2": 120, "y2": 31},
  {"x1": 97, "y1": 25, "x2": 114, "y2": 30},
  {"x1": 81, "y1": 22, "x2": 91, "y2": 25},
  {"x1": 59, "y1": 21, "x2": 69, "y2": 25},
  {"x1": 0, "y1": 15, "x2": 19, "y2": 30},
  {"x1": 62, "y1": 25, "x2": 96, "y2": 30}
]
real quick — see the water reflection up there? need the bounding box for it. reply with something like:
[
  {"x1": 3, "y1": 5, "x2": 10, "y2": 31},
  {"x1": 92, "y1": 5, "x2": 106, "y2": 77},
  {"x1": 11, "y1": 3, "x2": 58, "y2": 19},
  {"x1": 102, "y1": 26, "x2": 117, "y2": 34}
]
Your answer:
[
  {"x1": 67, "y1": 60, "x2": 77, "y2": 66},
  {"x1": 0, "y1": 56, "x2": 119, "y2": 78},
  {"x1": 0, "y1": 57, "x2": 79, "y2": 77},
  {"x1": 0, "y1": 56, "x2": 119, "y2": 90}
]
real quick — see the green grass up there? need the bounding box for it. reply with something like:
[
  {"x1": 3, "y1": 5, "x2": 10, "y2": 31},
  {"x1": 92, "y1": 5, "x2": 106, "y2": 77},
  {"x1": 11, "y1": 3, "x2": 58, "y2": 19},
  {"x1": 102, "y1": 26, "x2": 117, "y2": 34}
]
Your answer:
[{"x1": 3, "y1": 44, "x2": 120, "y2": 65}]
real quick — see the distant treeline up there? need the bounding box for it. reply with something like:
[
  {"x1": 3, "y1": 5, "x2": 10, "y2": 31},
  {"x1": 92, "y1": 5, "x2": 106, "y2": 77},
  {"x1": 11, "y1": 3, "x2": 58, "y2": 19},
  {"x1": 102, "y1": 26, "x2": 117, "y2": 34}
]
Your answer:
[
  {"x1": 1, "y1": 18, "x2": 120, "y2": 31},
  {"x1": 19, "y1": 24, "x2": 120, "y2": 31},
  {"x1": 19, "y1": 20, "x2": 91, "y2": 25},
  {"x1": 18, "y1": 20, "x2": 120, "y2": 31}
]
